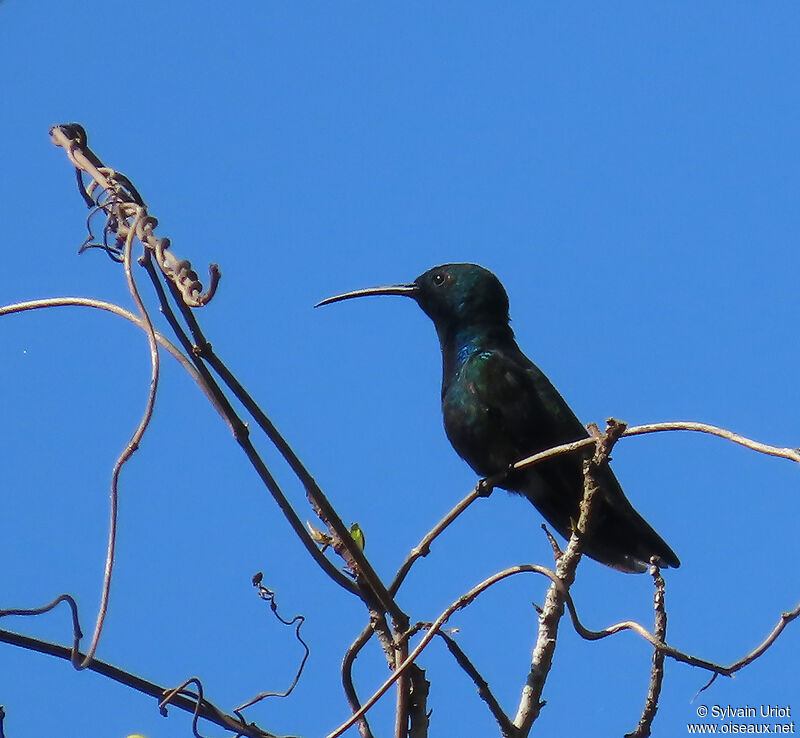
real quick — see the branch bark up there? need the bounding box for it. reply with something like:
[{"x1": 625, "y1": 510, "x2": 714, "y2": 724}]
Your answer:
[
  {"x1": 625, "y1": 564, "x2": 667, "y2": 738},
  {"x1": 0, "y1": 629, "x2": 278, "y2": 738},
  {"x1": 512, "y1": 419, "x2": 626, "y2": 735}
]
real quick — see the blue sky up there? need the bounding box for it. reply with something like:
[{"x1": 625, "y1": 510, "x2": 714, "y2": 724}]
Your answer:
[{"x1": 1, "y1": 3, "x2": 799, "y2": 737}]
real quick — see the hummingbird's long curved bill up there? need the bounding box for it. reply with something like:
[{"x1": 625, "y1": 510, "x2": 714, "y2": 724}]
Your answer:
[{"x1": 315, "y1": 283, "x2": 418, "y2": 307}]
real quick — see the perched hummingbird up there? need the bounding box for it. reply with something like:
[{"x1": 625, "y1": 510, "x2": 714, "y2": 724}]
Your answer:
[{"x1": 317, "y1": 264, "x2": 679, "y2": 573}]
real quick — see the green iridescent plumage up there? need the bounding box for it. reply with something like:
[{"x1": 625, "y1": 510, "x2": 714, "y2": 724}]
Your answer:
[{"x1": 319, "y1": 263, "x2": 679, "y2": 573}]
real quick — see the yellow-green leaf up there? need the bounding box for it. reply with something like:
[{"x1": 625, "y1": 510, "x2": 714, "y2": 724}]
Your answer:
[{"x1": 349, "y1": 522, "x2": 366, "y2": 551}]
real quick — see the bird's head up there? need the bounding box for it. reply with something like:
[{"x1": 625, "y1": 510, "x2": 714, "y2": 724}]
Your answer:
[{"x1": 316, "y1": 263, "x2": 510, "y2": 333}]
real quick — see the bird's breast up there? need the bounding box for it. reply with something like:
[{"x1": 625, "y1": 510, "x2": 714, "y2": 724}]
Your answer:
[{"x1": 441, "y1": 352, "x2": 525, "y2": 477}]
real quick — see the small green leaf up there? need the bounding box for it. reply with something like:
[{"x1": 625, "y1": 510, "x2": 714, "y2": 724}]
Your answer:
[{"x1": 349, "y1": 522, "x2": 366, "y2": 551}]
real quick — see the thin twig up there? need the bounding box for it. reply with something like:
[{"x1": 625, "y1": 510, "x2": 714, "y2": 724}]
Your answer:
[
  {"x1": 566, "y1": 599, "x2": 800, "y2": 676},
  {"x1": 77, "y1": 212, "x2": 161, "y2": 669},
  {"x1": 340, "y1": 610, "x2": 398, "y2": 730},
  {"x1": 235, "y1": 576, "x2": 310, "y2": 712},
  {"x1": 0, "y1": 595, "x2": 83, "y2": 667},
  {"x1": 341, "y1": 625, "x2": 376, "y2": 738},
  {"x1": 625, "y1": 563, "x2": 667, "y2": 738},
  {"x1": 0, "y1": 297, "x2": 230, "y2": 428},
  {"x1": 390, "y1": 485, "x2": 483, "y2": 596},
  {"x1": 437, "y1": 631, "x2": 515, "y2": 737},
  {"x1": 540, "y1": 524, "x2": 563, "y2": 563},
  {"x1": 160, "y1": 678, "x2": 212, "y2": 738},
  {"x1": 506, "y1": 421, "x2": 800, "y2": 479},
  {"x1": 1, "y1": 226, "x2": 179, "y2": 672}
]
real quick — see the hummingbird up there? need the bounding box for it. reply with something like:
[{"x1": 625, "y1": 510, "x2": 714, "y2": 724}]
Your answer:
[{"x1": 317, "y1": 263, "x2": 679, "y2": 573}]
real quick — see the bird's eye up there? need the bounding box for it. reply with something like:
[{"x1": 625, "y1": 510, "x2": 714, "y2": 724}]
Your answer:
[{"x1": 432, "y1": 272, "x2": 446, "y2": 286}]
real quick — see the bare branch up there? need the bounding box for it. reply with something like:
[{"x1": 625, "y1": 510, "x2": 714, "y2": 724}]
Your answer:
[
  {"x1": 329, "y1": 551, "x2": 800, "y2": 738},
  {"x1": 437, "y1": 631, "x2": 515, "y2": 737},
  {"x1": 623, "y1": 421, "x2": 800, "y2": 463},
  {"x1": 506, "y1": 420, "x2": 800, "y2": 479},
  {"x1": 341, "y1": 625, "x2": 376, "y2": 738},
  {"x1": 511, "y1": 419, "x2": 623, "y2": 735},
  {"x1": 714, "y1": 601, "x2": 800, "y2": 674},
  {"x1": 128, "y1": 178, "x2": 364, "y2": 599},
  {"x1": 0, "y1": 296, "x2": 232, "y2": 427},
  {"x1": 192, "y1": 328, "x2": 406, "y2": 625},
  {"x1": 407, "y1": 664, "x2": 430, "y2": 738},
  {"x1": 566, "y1": 597, "x2": 800, "y2": 677},
  {"x1": 541, "y1": 524, "x2": 563, "y2": 563},
  {"x1": 143, "y1": 253, "x2": 413, "y2": 671},
  {"x1": 324, "y1": 564, "x2": 561, "y2": 738},
  {"x1": 394, "y1": 636, "x2": 411, "y2": 738},
  {"x1": 390, "y1": 484, "x2": 483, "y2": 596},
  {"x1": 625, "y1": 563, "x2": 667, "y2": 738},
  {"x1": 48, "y1": 124, "x2": 421, "y2": 728},
  {"x1": 0, "y1": 629, "x2": 277, "y2": 738}
]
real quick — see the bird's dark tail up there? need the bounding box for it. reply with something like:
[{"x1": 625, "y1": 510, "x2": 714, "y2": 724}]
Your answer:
[{"x1": 514, "y1": 459, "x2": 680, "y2": 574}]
